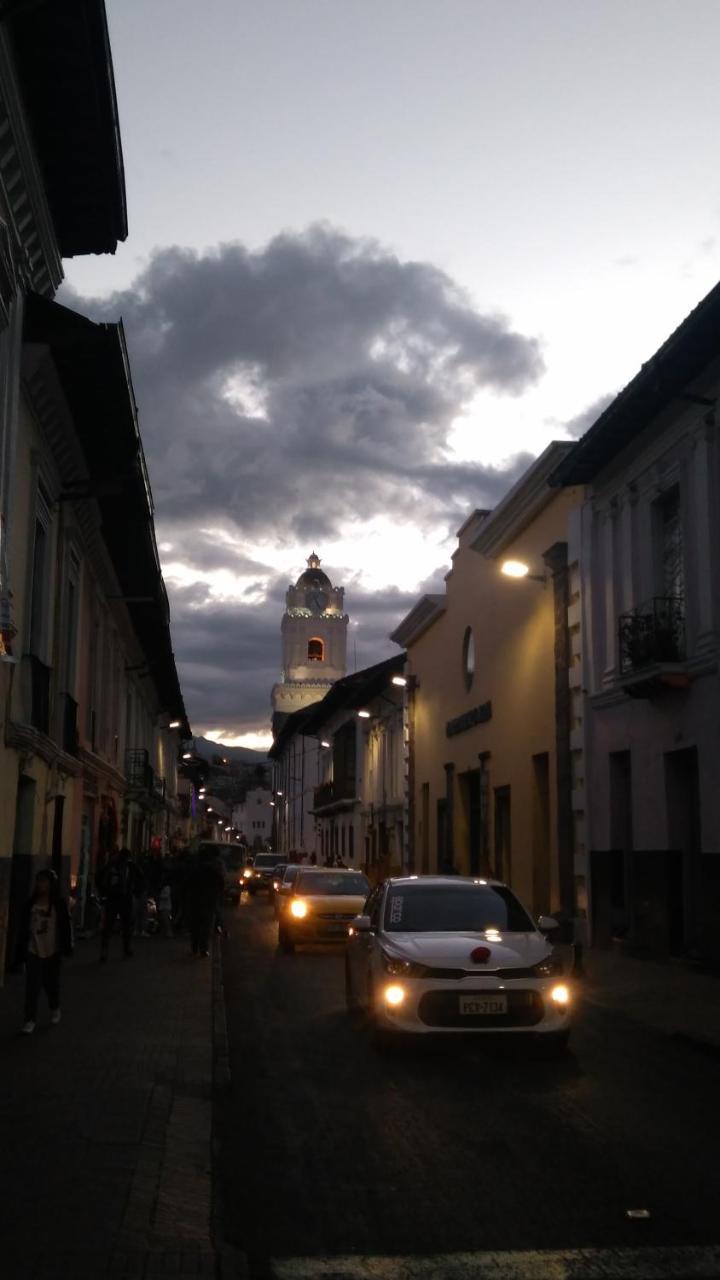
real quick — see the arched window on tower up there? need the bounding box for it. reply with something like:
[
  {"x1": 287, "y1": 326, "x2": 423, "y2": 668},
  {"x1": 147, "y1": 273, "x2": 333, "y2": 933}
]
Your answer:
[{"x1": 308, "y1": 637, "x2": 324, "y2": 662}]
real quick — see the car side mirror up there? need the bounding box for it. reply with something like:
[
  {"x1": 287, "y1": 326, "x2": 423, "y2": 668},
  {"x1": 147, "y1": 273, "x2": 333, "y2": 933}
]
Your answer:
[
  {"x1": 352, "y1": 914, "x2": 372, "y2": 932},
  {"x1": 537, "y1": 914, "x2": 559, "y2": 932}
]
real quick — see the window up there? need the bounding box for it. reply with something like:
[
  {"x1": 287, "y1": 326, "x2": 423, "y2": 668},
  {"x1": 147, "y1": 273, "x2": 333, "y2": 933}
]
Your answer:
[
  {"x1": 462, "y1": 626, "x2": 475, "y2": 691},
  {"x1": 29, "y1": 519, "x2": 48, "y2": 655},
  {"x1": 656, "y1": 486, "x2": 684, "y2": 601},
  {"x1": 308, "y1": 637, "x2": 324, "y2": 662}
]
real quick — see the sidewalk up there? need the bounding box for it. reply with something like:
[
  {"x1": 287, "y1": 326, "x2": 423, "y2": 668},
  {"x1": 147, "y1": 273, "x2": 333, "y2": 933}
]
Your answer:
[
  {"x1": 583, "y1": 944, "x2": 720, "y2": 1053},
  {"x1": 0, "y1": 931, "x2": 222, "y2": 1279}
]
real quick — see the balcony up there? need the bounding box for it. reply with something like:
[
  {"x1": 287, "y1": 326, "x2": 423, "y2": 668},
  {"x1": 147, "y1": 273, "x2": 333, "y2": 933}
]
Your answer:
[
  {"x1": 313, "y1": 777, "x2": 356, "y2": 812},
  {"x1": 617, "y1": 596, "x2": 688, "y2": 697}
]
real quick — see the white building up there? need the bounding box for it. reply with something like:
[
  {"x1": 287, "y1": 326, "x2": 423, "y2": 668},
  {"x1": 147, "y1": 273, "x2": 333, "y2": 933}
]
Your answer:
[
  {"x1": 552, "y1": 281, "x2": 720, "y2": 964},
  {"x1": 270, "y1": 654, "x2": 407, "y2": 875},
  {"x1": 232, "y1": 788, "x2": 273, "y2": 850}
]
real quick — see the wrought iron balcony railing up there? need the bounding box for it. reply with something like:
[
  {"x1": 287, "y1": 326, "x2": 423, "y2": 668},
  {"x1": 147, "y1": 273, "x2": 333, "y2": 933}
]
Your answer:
[
  {"x1": 618, "y1": 596, "x2": 685, "y2": 673},
  {"x1": 313, "y1": 777, "x2": 356, "y2": 809}
]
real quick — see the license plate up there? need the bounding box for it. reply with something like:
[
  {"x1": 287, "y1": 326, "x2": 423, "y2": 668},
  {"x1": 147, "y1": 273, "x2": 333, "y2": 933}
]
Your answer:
[
  {"x1": 459, "y1": 994, "x2": 507, "y2": 1016},
  {"x1": 325, "y1": 923, "x2": 347, "y2": 934}
]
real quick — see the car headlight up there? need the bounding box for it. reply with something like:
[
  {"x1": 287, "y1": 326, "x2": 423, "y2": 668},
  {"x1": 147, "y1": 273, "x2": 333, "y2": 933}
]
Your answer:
[
  {"x1": 383, "y1": 983, "x2": 406, "y2": 1007},
  {"x1": 242, "y1": 869, "x2": 252, "y2": 879},
  {"x1": 550, "y1": 983, "x2": 571, "y2": 1006},
  {"x1": 533, "y1": 951, "x2": 565, "y2": 977},
  {"x1": 380, "y1": 950, "x2": 425, "y2": 977},
  {"x1": 290, "y1": 898, "x2": 308, "y2": 919}
]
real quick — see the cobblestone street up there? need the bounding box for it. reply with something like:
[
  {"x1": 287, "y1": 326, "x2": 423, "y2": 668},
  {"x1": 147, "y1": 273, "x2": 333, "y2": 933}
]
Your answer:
[{"x1": 0, "y1": 934, "x2": 220, "y2": 1280}]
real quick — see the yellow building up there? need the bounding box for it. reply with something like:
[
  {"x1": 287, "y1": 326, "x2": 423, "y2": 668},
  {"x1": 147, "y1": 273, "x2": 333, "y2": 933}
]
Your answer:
[{"x1": 392, "y1": 443, "x2": 583, "y2": 921}]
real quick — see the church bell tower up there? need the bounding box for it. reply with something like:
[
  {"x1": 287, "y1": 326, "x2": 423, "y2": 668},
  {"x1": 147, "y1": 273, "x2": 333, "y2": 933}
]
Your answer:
[{"x1": 271, "y1": 553, "x2": 348, "y2": 732}]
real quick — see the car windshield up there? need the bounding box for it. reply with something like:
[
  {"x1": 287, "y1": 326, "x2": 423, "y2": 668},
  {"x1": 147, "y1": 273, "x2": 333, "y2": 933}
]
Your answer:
[
  {"x1": 383, "y1": 884, "x2": 535, "y2": 933},
  {"x1": 295, "y1": 872, "x2": 370, "y2": 896},
  {"x1": 254, "y1": 854, "x2": 280, "y2": 869},
  {"x1": 220, "y1": 851, "x2": 243, "y2": 870}
]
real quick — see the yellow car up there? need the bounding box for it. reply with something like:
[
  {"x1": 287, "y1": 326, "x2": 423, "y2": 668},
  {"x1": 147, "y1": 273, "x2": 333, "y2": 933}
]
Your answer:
[{"x1": 278, "y1": 868, "x2": 370, "y2": 953}]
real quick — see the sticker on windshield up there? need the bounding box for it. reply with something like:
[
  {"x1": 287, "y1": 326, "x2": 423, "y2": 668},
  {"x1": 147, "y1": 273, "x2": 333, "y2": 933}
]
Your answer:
[{"x1": 389, "y1": 896, "x2": 404, "y2": 924}]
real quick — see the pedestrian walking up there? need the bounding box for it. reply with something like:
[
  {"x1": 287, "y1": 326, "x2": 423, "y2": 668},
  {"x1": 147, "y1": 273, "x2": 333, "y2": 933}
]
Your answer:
[
  {"x1": 184, "y1": 848, "x2": 225, "y2": 957},
  {"x1": 17, "y1": 869, "x2": 73, "y2": 1035},
  {"x1": 97, "y1": 847, "x2": 143, "y2": 961}
]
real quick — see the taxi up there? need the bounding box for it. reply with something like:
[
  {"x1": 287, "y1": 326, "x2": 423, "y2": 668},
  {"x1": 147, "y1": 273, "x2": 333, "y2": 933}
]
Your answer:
[{"x1": 278, "y1": 868, "x2": 370, "y2": 953}]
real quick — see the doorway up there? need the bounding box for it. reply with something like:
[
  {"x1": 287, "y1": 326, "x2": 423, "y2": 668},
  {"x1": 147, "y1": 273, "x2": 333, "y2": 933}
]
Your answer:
[
  {"x1": 494, "y1": 786, "x2": 511, "y2": 883},
  {"x1": 531, "y1": 754, "x2": 551, "y2": 915},
  {"x1": 6, "y1": 777, "x2": 36, "y2": 971},
  {"x1": 664, "y1": 747, "x2": 701, "y2": 953}
]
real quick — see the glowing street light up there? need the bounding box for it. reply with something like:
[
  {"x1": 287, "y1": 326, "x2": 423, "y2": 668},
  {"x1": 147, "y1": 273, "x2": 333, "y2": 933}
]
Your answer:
[
  {"x1": 391, "y1": 675, "x2": 407, "y2": 687},
  {"x1": 169, "y1": 720, "x2": 181, "y2": 728},
  {"x1": 501, "y1": 559, "x2": 546, "y2": 584},
  {"x1": 357, "y1": 709, "x2": 371, "y2": 719}
]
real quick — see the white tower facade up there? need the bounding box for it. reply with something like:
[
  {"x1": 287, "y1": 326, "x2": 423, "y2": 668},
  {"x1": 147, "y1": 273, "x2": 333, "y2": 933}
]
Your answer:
[{"x1": 271, "y1": 553, "x2": 348, "y2": 730}]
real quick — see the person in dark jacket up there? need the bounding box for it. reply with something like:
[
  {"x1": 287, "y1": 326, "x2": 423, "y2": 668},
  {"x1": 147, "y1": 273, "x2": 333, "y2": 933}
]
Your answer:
[
  {"x1": 18, "y1": 869, "x2": 73, "y2": 1035},
  {"x1": 97, "y1": 847, "x2": 143, "y2": 961},
  {"x1": 185, "y1": 849, "x2": 225, "y2": 957}
]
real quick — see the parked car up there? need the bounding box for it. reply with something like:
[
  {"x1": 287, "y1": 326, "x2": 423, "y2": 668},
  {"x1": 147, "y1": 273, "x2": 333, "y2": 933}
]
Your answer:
[
  {"x1": 278, "y1": 868, "x2": 370, "y2": 953},
  {"x1": 345, "y1": 876, "x2": 572, "y2": 1048},
  {"x1": 247, "y1": 851, "x2": 284, "y2": 896}
]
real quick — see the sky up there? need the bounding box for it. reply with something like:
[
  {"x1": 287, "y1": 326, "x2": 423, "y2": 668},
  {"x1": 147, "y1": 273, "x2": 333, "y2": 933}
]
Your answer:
[{"x1": 62, "y1": 0, "x2": 720, "y2": 749}]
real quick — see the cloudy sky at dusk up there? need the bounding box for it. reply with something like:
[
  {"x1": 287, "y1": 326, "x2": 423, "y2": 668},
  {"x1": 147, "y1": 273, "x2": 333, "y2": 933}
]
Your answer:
[{"x1": 63, "y1": 0, "x2": 720, "y2": 749}]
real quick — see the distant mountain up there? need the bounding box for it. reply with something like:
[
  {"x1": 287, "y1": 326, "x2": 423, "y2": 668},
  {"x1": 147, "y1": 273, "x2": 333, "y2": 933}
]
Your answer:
[{"x1": 194, "y1": 736, "x2": 270, "y2": 765}]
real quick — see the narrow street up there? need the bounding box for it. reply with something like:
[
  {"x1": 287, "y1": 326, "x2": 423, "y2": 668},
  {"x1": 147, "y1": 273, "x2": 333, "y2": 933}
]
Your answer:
[{"x1": 218, "y1": 894, "x2": 720, "y2": 1279}]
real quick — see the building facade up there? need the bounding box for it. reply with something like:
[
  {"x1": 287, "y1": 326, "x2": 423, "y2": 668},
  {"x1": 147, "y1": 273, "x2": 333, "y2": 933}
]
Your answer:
[
  {"x1": 0, "y1": 4, "x2": 188, "y2": 972},
  {"x1": 392, "y1": 445, "x2": 583, "y2": 922},
  {"x1": 552, "y1": 282, "x2": 720, "y2": 963},
  {"x1": 270, "y1": 654, "x2": 406, "y2": 875},
  {"x1": 232, "y1": 787, "x2": 273, "y2": 849},
  {"x1": 271, "y1": 553, "x2": 348, "y2": 731}
]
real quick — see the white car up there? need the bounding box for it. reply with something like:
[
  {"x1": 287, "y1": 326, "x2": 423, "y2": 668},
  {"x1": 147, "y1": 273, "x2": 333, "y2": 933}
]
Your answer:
[{"x1": 345, "y1": 876, "x2": 573, "y2": 1047}]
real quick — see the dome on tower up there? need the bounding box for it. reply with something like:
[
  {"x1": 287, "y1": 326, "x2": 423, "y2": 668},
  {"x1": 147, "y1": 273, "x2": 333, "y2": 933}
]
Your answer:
[{"x1": 295, "y1": 551, "x2": 332, "y2": 590}]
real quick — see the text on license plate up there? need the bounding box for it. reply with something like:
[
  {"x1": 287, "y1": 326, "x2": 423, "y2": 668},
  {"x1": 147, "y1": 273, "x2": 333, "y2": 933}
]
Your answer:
[{"x1": 459, "y1": 994, "x2": 508, "y2": 1016}]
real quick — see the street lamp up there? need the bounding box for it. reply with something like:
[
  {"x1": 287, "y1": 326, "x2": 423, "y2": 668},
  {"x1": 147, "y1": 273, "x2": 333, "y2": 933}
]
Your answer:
[
  {"x1": 357, "y1": 709, "x2": 371, "y2": 719},
  {"x1": 501, "y1": 559, "x2": 545, "y2": 584},
  {"x1": 182, "y1": 752, "x2": 192, "y2": 760},
  {"x1": 169, "y1": 720, "x2": 181, "y2": 729},
  {"x1": 321, "y1": 740, "x2": 330, "y2": 749}
]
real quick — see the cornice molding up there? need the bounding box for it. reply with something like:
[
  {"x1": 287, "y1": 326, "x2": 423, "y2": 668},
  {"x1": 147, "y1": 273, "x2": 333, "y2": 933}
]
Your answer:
[
  {"x1": 471, "y1": 441, "x2": 575, "y2": 557},
  {"x1": 0, "y1": 29, "x2": 61, "y2": 297},
  {"x1": 6, "y1": 720, "x2": 81, "y2": 775},
  {"x1": 390, "y1": 594, "x2": 446, "y2": 648}
]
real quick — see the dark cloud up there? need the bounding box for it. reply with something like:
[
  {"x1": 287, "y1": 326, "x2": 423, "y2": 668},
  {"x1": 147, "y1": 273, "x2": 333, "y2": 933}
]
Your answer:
[
  {"x1": 564, "y1": 393, "x2": 616, "y2": 440},
  {"x1": 63, "y1": 225, "x2": 545, "y2": 735}
]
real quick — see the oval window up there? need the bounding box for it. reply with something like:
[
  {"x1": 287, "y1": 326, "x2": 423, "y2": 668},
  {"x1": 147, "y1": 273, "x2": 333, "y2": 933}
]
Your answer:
[{"x1": 462, "y1": 627, "x2": 475, "y2": 690}]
